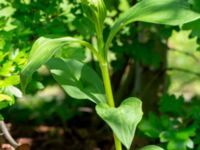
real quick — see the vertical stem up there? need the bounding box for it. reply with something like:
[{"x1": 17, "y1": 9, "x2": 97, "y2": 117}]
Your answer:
[
  {"x1": 100, "y1": 62, "x2": 122, "y2": 150},
  {"x1": 96, "y1": 23, "x2": 122, "y2": 149},
  {"x1": 100, "y1": 63, "x2": 115, "y2": 107},
  {"x1": 113, "y1": 135, "x2": 122, "y2": 150}
]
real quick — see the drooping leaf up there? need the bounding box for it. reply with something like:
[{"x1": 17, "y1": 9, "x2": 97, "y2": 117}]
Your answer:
[
  {"x1": 105, "y1": 0, "x2": 200, "y2": 51},
  {"x1": 20, "y1": 37, "x2": 97, "y2": 92},
  {"x1": 96, "y1": 97, "x2": 143, "y2": 149},
  {"x1": 46, "y1": 58, "x2": 106, "y2": 104},
  {"x1": 138, "y1": 145, "x2": 164, "y2": 150}
]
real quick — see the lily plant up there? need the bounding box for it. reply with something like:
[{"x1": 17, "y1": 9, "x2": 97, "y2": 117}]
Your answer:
[{"x1": 21, "y1": 0, "x2": 200, "y2": 149}]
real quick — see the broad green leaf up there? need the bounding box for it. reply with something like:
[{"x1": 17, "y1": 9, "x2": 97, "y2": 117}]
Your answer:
[
  {"x1": 138, "y1": 145, "x2": 164, "y2": 150},
  {"x1": 20, "y1": 37, "x2": 97, "y2": 92},
  {"x1": 105, "y1": 0, "x2": 200, "y2": 52},
  {"x1": 96, "y1": 97, "x2": 143, "y2": 149},
  {"x1": 46, "y1": 58, "x2": 106, "y2": 104}
]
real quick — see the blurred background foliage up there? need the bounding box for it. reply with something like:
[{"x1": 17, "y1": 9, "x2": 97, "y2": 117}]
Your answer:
[{"x1": 0, "y1": 0, "x2": 200, "y2": 149}]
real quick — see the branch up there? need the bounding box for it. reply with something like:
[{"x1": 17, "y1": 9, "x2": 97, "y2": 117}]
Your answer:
[
  {"x1": 167, "y1": 67, "x2": 200, "y2": 77},
  {"x1": 0, "y1": 121, "x2": 19, "y2": 148},
  {"x1": 168, "y1": 49, "x2": 200, "y2": 64}
]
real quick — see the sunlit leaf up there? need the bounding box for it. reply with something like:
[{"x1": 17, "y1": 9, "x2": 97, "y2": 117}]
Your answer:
[
  {"x1": 96, "y1": 97, "x2": 143, "y2": 149},
  {"x1": 0, "y1": 75, "x2": 20, "y2": 88},
  {"x1": 0, "y1": 94, "x2": 14, "y2": 110},
  {"x1": 0, "y1": 6, "x2": 16, "y2": 18},
  {"x1": 0, "y1": 94, "x2": 12, "y2": 102},
  {"x1": 4, "y1": 86, "x2": 22, "y2": 98},
  {"x1": 105, "y1": 0, "x2": 200, "y2": 52}
]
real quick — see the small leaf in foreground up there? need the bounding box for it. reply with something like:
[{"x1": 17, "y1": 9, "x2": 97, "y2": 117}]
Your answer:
[{"x1": 96, "y1": 97, "x2": 143, "y2": 149}]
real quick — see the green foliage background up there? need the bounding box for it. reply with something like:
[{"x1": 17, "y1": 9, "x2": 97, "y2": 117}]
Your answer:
[{"x1": 0, "y1": 0, "x2": 200, "y2": 150}]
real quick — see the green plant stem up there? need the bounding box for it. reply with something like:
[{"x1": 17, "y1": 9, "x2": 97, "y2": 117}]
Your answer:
[
  {"x1": 113, "y1": 135, "x2": 122, "y2": 150},
  {"x1": 100, "y1": 62, "x2": 122, "y2": 150},
  {"x1": 100, "y1": 63, "x2": 115, "y2": 107}
]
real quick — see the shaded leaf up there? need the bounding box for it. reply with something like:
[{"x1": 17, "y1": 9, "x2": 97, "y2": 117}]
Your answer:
[
  {"x1": 46, "y1": 58, "x2": 106, "y2": 104},
  {"x1": 159, "y1": 94, "x2": 184, "y2": 115},
  {"x1": 182, "y1": 19, "x2": 200, "y2": 44},
  {"x1": 0, "y1": 101, "x2": 9, "y2": 110},
  {"x1": 96, "y1": 97, "x2": 143, "y2": 149},
  {"x1": 139, "y1": 112, "x2": 164, "y2": 138},
  {"x1": 191, "y1": 0, "x2": 200, "y2": 12}
]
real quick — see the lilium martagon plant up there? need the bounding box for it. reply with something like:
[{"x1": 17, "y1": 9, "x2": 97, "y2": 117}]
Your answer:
[{"x1": 20, "y1": 0, "x2": 200, "y2": 150}]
